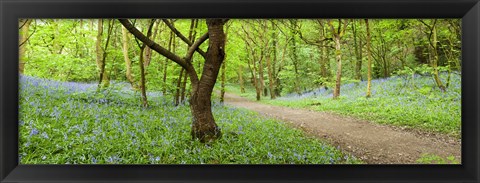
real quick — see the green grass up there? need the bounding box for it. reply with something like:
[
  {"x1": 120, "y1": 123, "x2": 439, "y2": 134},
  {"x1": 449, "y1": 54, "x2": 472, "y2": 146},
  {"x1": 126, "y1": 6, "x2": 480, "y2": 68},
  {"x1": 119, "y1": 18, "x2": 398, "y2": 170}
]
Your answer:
[
  {"x1": 19, "y1": 75, "x2": 361, "y2": 164},
  {"x1": 223, "y1": 73, "x2": 461, "y2": 138},
  {"x1": 416, "y1": 154, "x2": 460, "y2": 164}
]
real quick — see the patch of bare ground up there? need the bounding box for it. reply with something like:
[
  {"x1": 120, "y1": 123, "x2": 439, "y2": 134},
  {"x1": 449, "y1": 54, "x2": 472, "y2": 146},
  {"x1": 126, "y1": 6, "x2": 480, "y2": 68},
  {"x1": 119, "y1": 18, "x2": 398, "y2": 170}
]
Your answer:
[{"x1": 223, "y1": 92, "x2": 461, "y2": 164}]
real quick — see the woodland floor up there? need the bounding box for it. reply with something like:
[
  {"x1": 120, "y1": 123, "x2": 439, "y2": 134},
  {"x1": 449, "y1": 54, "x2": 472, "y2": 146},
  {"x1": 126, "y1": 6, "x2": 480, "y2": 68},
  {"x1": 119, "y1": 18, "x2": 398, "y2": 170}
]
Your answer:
[{"x1": 223, "y1": 92, "x2": 461, "y2": 164}]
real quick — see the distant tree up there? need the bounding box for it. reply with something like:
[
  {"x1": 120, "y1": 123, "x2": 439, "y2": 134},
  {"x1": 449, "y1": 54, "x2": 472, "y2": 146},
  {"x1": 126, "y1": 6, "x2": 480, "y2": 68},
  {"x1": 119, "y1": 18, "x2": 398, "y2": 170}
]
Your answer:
[
  {"x1": 19, "y1": 19, "x2": 33, "y2": 74},
  {"x1": 327, "y1": 19, "x2": 349, "y2": 99},
  {"x1": 351, "y1": 20, "x2": 363, "y2": 81},
  {"x1": 419, "y1": 19, "x2": 446, "y2": 92},
  {"x1": 134, "y1": 19, "x2": 155, "y2": 108},
  {"x1": 96, "y1": 19, "x2": 114, "y2": 88},
  {"x1": 365, "y1": 19, "x2": 373, "y2": 98},
  {"x1": 240, "y1": 20, "x2": 270, "y2": 101},
  {"x1": 122, "y1": 26, "x2": 137, "y2": 88}
]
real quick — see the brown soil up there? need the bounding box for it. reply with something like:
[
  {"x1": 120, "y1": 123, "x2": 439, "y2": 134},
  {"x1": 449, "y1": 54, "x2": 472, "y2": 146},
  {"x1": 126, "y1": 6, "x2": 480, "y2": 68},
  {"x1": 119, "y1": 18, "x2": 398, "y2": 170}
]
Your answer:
[{"x1": 223, "y1": 92, "x2": 461, "y2": 164}]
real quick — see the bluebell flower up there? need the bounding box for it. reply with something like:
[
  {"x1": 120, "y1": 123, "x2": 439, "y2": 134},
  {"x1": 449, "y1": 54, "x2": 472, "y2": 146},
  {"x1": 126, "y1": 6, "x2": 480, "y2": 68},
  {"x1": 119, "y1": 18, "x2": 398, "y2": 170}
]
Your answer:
[
  {"x1": 30, "y1": 128, "x2": 39, "y2": 136},
  {"x1": 41, "y1": 132, "x2": 49, "y2": 139}
]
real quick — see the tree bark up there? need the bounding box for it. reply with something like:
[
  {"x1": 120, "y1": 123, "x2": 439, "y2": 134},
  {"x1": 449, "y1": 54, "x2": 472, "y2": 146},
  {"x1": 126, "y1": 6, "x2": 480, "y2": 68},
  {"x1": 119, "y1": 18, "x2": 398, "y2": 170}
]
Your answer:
[
  {"x1": 139, "y1": 46, "x2": 148, "y2": 107},
  {"x1": 144, "y1": 20, "x2": 160, "y2": 67},
  {"x1": 19, "y1": 19, "x2": 32, "y2": 74},
  {"x1": 180, "y1": 69, "x2": 188, "y2": 103},
  {"x1": 122, "y1": 27, "x2": 136, "y2": 88},
  {"x1": 95, "y1": 19, "x2": 105, "y2": 83},
  {"x1": 220, "y1": 58, "x2": 226, "y2": 103},
  {"x1": 120, "y1": 19, "x2": 226, "y2": 142},
  {"x1": 97, "y1": 19, "x2": 113, "y2": 88},
  {"x1": 431, "y1": 24, "x2": 446, "y2": 92},
  {"x1": 365, "y1": 19, "x2": 373, "y2": 98},
  {"x1": 291, "y1": 33, "x2": 301, "y2": 95},
  {"x1": 329, "y1": 19, "x2": 348, "y2": 99},
  {"x1": 163, "y1": 32, "x2": 174, "y2": 94},
  {"x1": 333, "y1": 35, "x2": 342, "y2": 99},
  {"x1": 174, "y1": 68, "x2": 184, "y2": 106},
  {"x1": 238, "y1": 65, "x2": 245, "y2": 93},
  {"x1": 189, "y1": 19, "x2": 226, "y2": 142},
  {"x1": 353, "y1": 21, "x2": 363, "y2": 81}
]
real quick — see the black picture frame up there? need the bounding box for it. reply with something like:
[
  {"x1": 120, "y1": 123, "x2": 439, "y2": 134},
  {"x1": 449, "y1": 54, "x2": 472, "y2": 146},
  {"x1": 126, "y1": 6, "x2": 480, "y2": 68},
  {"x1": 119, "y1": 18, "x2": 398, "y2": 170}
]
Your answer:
[{"x1": 1, "y1": 0, "x2": 479, "y2": 182}]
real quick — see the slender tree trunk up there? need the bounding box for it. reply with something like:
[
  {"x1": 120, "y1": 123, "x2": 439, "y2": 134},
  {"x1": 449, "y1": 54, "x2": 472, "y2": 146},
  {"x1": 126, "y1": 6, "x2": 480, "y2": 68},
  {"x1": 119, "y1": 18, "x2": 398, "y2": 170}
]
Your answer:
[
  {"x1": 320, "y1": 44, "x2": 329, "y2": 78},
  {"x1": 180, "y1": 20, "x2": 197, "y2": 103},
  {"x1": 163, "y1": 32, "x2": 174, "y2": 94},
  {"x1": 139, "y1": 46, "x2": 148, "y2": 107},
  {"x1": 19, "y1": 19, "x2": 32, "y2": 74},
  {"x1": 174, "y1": 68, "x2": 184, "y2": 105},
  {"x1": 266, "y1": 48, "x2": 275, "y2": 99},
  {"x1": 122, "y1": 27, "x2": 136, "y2": 88},
  {"x1": 97, "y1": 19, "x2": 112, "y2": 88},
  {"x1": 431, "y1": 25, "x2": 446, "y2": 92},
  {"x1": 252, "y1": 58, "x2": 261, "y2": 101},
  {"x1": 271, "y1": 25, "x2": 278, "y2": 97},
  {"x1": 333, "y1": 35, "x2": 342, "y2": 99},
  {"x1": 238, "y1": 65, "x2": 245, "y2": 93},
  {"x1": 383, "y1": 57, "x2": 389, "y2": 78},
  {"x1": 95, "y1": 19, "x2": 104, "y2": 82},
  {"x1": 180, "y1": 70, "x2": 188, "y2": 103},
  {"x1": 291, "y1": 35, "x2": 301, "y2": 95},
  {"x1": 144, "y1": 20, "x2": 160, "y2": 68},
  {"x1": 353, "y1": 22, "x2": 363, "y2": 81},
  {"x1": 267, "y1": 23, "x2": 276, "y2": 99},
  {"x1": 365, "y1": 19, "x2": 373, "y2": 98}
]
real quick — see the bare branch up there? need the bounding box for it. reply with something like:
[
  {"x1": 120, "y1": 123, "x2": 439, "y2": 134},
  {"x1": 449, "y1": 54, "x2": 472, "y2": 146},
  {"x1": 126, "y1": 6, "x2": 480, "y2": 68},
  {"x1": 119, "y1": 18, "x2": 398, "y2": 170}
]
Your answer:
[
  {"x1": 185, "y1": 33, "x2": 209, "y2": 61},
  {"x1": 163, "y1": 19, "x2": 207, "y2": 58},
  {"x1": 119, "y1": 19, "x2": 190, "y2": 70}
]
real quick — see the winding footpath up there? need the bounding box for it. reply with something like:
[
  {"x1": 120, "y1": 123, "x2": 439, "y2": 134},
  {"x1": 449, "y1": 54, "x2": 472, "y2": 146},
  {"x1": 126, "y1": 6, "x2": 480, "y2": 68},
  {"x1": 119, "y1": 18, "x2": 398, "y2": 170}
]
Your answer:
[{"x1": 223, "y1": 92, "x2": 461, "y2": 164}]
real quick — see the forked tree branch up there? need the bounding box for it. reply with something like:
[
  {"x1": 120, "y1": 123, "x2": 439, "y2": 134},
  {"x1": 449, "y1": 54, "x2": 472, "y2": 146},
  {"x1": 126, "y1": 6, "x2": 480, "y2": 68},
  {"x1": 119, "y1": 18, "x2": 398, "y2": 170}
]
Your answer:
[
  {"x1": 118, "y1": 19, "x2": 190, "y2": 70},
  {"x1": 162, "y1": 19, "x2": 207, "y2": 58}
]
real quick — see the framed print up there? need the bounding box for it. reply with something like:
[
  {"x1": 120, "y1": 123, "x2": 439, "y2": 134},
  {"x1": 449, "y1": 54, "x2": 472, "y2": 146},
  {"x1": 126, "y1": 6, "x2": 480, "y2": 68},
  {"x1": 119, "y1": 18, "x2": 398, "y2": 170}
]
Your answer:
[{"x1": 1, "y1": 0, "x2": 479, "y2": 182}]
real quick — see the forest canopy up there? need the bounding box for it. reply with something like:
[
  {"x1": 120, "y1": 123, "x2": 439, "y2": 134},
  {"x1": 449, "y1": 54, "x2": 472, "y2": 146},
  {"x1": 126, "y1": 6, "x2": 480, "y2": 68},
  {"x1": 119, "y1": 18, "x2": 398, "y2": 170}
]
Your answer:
[{"x1": 18, "y1": 19, "x2": 461, "y2": 164}]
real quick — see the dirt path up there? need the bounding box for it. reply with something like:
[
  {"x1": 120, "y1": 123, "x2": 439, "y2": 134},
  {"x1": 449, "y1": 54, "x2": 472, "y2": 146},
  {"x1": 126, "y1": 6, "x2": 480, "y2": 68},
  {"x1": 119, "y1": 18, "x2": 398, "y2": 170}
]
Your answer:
[{"x1": 223, "y1": 92, "x2": 461, "y2": 164}]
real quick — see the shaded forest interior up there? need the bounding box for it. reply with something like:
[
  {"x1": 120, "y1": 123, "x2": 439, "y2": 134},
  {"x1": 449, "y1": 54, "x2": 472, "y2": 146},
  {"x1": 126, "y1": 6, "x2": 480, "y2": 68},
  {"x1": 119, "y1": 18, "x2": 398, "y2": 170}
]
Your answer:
[{"x1": 18, "y1": 19, "x2": 461, "y2": 163}]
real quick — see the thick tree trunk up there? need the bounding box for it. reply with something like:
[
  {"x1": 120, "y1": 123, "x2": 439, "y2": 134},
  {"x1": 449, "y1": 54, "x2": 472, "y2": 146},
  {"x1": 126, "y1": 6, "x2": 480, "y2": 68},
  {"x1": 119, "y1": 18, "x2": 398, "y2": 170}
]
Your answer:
[
  {"x1": 19, "y1": 19, "x2": 32, "y2": 74},
  {"x1": 333, "y1": 35, "x2": 342, "y2": 99},
  {"x1": 365, "y1": 19, "x2": 373, "y2": 98},
  {"x1": 189, "y1": 19, "x2": 226, "y2": 142},
  {"x1": 119, "y1": 18, "x2": 225, "y2": 143}
]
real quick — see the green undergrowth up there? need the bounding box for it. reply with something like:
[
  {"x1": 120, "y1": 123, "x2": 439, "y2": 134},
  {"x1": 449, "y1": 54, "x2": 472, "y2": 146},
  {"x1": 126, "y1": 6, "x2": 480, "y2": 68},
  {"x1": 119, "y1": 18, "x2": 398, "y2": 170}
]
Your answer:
[
  {"x1": 224, "y1": 73, "x2": 461, "y2": 138},
  {"x1": 19, "y1": 75, "x2": 361, "y2": 164},
  {"x1": 416, "y1": 154, "x2": 460, "y2": 164}
]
